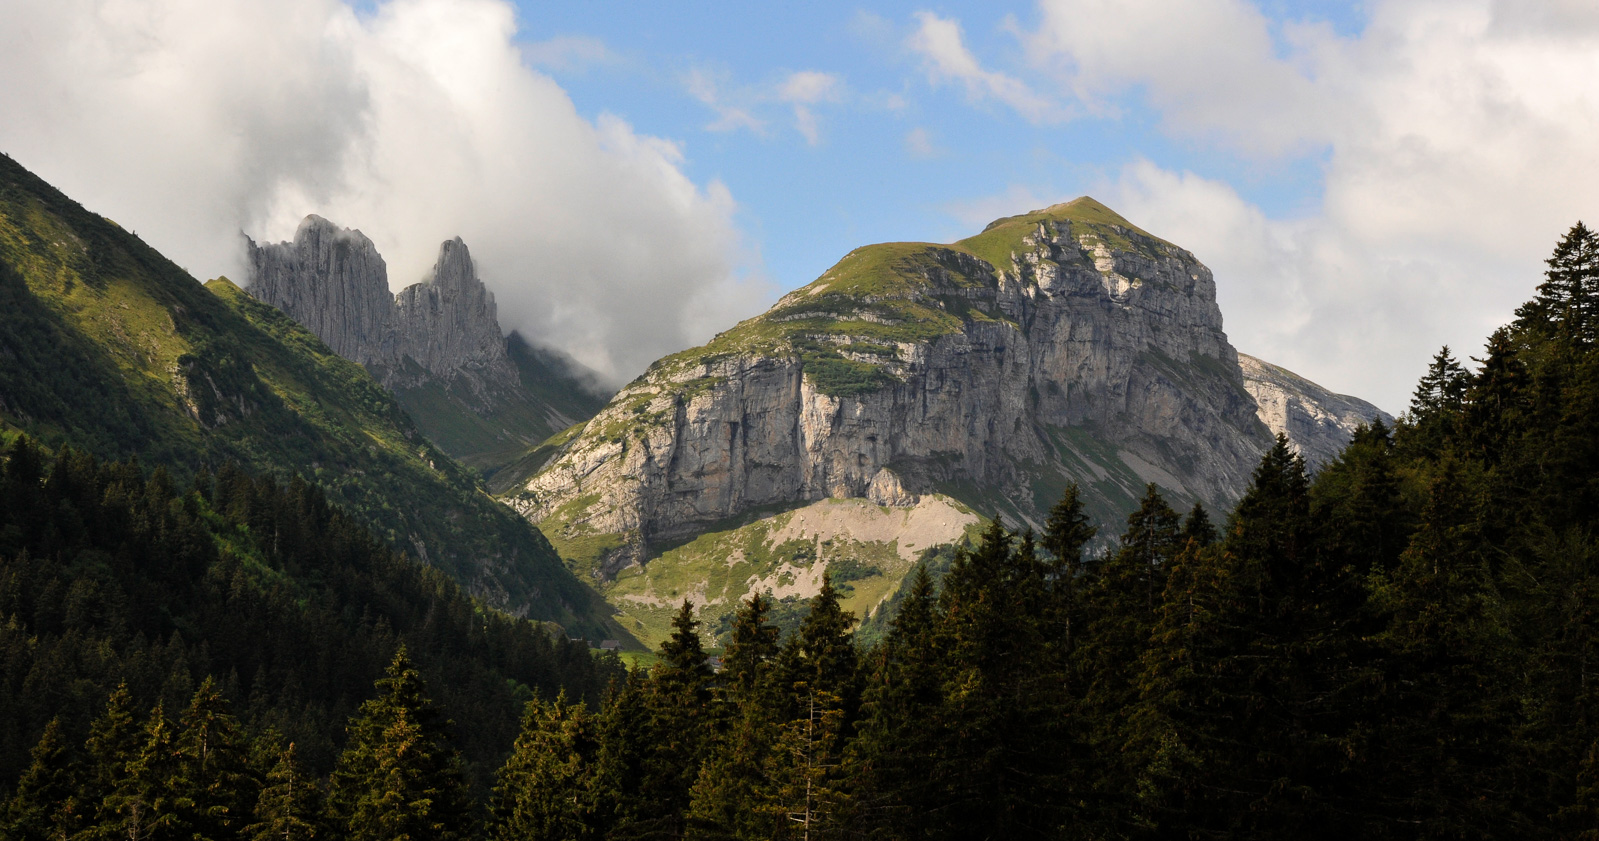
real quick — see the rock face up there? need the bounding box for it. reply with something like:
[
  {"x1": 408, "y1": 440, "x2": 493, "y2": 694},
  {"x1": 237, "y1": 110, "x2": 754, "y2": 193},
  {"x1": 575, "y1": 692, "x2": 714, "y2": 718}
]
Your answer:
[
  {"x1": 387, "y1": 237, "x2": 520, "y2": 401},
  {"x1": 245, "y1": 216, "x2": 396, "y2": 366},
  {"x1": 246, "y1": 217, "x2": 515, "y2": 402},
  {"x1": 1238, "y1": 353, "x2": 1393, "y2": 469},
  {"x1": 512, "y1": 199, "x2": 1281, "y2": 577},
  {"x1": 245, "y1": 218, "x2": 611, "y2": 472}
]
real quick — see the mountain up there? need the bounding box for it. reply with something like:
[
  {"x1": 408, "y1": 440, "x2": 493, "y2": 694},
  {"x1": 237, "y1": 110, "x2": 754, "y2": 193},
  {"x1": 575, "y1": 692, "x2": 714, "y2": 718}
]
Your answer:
[
  {"x1": 507, "y1": 198, "x2": 1360, "y2": 644},
  {"x1": 0, "y1": 152, "x2": 621, "y2": 638},
  {"x1": 244, "y1": 216, "x2": 610, "y2": 479},
  {"x1": 1238, "y1": 352, "x2": 1392, "y2": 468}
]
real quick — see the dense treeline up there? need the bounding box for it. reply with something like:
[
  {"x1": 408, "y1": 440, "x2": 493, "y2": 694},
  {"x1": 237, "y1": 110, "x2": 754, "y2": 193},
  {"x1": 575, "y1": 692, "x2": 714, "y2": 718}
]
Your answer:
[
  {"x1": 0, "y1": 443, "x2": 623, "y2": 796},
  {"x1": 6, "y1": 221, "x2": 1599, "y2": 839}
]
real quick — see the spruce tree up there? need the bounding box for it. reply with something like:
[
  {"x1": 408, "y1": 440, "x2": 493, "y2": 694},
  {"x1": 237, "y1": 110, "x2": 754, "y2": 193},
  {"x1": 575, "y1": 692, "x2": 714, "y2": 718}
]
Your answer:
[
  {"x1": 1078, "y1": 485, "x2": 1181, "y2": 813},
  {"x1": 848, "y1": 566, "x2": 946, "y2": 839},
  {"x1": 933, "y1": 520, "x2": 1071, "y2": 837},
  {"x1": 246, "y1": 742, "x2": 324, "y2": 841},
  {"x1": 175, "y1": 677, "x2": 258, "y2": 840},
  {"x1": 81, "y1": 684, "x2": 141, "y2": 838},
  {"x1": 1365, "y1": 462, "x2": 1516, "y2": 835},
  {"x1": 327, "y1": 646, "x2": 472, "y2": 841},
  {"x1": 3, "y1": 719, "x2": 80, "y2": 841},
  {"x1": 606, "y1": 604, "x2": 714, "y2": 840},
  {"x1": 489, "y1": 694, "x2": 601, "y2": 841},
  {"x1": 102, "y1": 702, "x2": 188, "y2": 841},
  {"x1": 686, "y1": 594, "x2": 782, "y2": 841},
  {"x1": 757, "y1": 575, "x2": 861, "y2": 840}
]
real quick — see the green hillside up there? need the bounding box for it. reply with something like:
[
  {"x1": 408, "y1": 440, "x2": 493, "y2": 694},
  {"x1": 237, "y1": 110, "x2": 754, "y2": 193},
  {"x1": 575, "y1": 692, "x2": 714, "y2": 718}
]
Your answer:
[
  {"x1": 0, "y1": 152, "x2": 625, "y2": 640},
  {"x1": 391, "y1": 332, "x2": 611, "y2": 484},
  {"x1": 641, "y1": 196, "x2": 1174, "y2": 398}
]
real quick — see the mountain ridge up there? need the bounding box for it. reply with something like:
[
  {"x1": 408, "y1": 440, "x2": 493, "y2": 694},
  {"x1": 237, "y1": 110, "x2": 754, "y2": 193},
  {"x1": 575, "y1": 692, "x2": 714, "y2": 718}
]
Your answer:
[
  {"x1": 512, "y1": 197, "x2": 1274, "y2": 589},
  {"x1": 244, "y1": 216, "x2": 612, "y2": 473},
  {"x1": 0, "y1": 152, "x2": 623, "y2": 638}
]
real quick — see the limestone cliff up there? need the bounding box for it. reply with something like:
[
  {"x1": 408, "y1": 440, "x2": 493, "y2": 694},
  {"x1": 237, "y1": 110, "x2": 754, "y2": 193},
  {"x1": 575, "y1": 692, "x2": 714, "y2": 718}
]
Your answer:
[
  {"x1": 512, "y1": 198, "x2": 1278, "y2": 578},
  {"x1": 245, "y1": 216, "x2": 396, "y2": 366},
  {"x1": 1238, "y1": 353, "x2": 1392, "y2": 469},
  {"x1": 244, "y1": 218, "x2": 610, "y2": 471}
]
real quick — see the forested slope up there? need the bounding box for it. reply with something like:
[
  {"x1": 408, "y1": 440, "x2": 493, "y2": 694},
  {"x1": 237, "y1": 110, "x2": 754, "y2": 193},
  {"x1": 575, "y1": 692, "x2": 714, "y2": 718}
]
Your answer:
[
  {"x1": 0, "y1": 442, "x2": 623, "y2": 795},
  {"x1": 0, "y1": 152, "x2": 620, "y2": 635}
]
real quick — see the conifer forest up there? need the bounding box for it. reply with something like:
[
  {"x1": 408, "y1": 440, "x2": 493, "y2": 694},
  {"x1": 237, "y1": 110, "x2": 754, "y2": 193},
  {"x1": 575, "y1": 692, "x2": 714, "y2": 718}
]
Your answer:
[{"x1": 5, "y1": 225, "x2": 1599, "y2": 840}]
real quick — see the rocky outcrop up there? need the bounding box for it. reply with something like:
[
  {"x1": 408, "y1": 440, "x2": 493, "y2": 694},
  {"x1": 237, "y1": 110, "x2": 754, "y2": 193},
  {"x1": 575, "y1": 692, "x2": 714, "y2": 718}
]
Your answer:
[
  {"x1": 512, "y1": 199, "x2": 1283, "y2": 576},
  {"x1": 387, "y1": 237, "x2": 519, "y2": 402},
  {"x1": 1238, "y1": 353, "x2": 1392, "y2": 469},
  {"x1": 245, "y1": 216, "x2": 395, "y2": 366},
  {"x1": 245, "y1": 217, "x2": 516, "y2": 402}
]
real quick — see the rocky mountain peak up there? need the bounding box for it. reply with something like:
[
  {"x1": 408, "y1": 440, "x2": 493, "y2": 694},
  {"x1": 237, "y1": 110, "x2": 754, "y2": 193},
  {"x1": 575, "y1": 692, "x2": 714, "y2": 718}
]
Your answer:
[
  {"x1": 245, "y1": 215, "x2": 394, "y2": 367},
  {"x1": 245, "y1": 217, "x2": 514, "y2": 397},
  {"x1": 393, "y1": 236, "x2": 516, "y2": 392},
  {"x1": 514, "y1": 199, "x2": 1278, "y2": 578}
]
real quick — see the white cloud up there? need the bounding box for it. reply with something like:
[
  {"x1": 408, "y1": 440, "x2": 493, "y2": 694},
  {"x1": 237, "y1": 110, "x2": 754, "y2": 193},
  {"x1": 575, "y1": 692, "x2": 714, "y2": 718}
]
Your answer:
[
  {"x1": 0, "y1": 0, "x2": 769, "y2": 383},
  {"x1": 953, "y1": 0, "x2": 1599, "y2": 410},
  {"x1": 905, "y1": 11, "x2": 1067, "y2": 124},
  {"x1": 777, "y1": 71, "x2": 843, "y2": 147},
  {"x1": 686, "y1": 66, "x2": 768, "y2": 135},
  {"x1": 904, "y1": 127, "x2": 943, "y2": 160},
  {"x1": 688, "y1": 67, "x2": 848, "y2": 146}
]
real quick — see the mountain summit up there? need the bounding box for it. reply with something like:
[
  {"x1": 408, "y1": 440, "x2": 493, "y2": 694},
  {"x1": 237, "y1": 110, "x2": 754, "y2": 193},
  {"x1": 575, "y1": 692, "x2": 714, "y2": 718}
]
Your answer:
[
  {"x1": 245, "y1": 217, "x2": 609, "y2": 476},
  {"x1": 514, "y1": 198, "x2": 1304, "y2": 588}
]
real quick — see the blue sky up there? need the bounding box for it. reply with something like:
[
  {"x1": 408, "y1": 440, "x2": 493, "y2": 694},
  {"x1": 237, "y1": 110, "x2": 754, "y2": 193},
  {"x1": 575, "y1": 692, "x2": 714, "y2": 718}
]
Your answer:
[
  {"x1": 515, "y1": 2, "x2": 1349, "y2": 292},
  {"x1": 5, "y1": 0, "x2": 1597, "y2": 410}
]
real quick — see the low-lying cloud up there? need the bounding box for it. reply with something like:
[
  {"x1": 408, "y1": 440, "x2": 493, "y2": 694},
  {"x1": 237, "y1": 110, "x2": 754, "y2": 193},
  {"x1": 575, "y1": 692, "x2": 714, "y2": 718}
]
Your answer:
[{"x1": 0, "y1": 0, "x2": 767, "y2": 383}]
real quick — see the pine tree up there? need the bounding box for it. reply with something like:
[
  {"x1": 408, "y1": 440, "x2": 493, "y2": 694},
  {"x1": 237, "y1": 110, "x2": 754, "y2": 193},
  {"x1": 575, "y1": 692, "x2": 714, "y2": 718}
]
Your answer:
[
  {"x1": 81, "y1": 683, "x2": 141, "y2": 838},
  {"x1": 686, "y1": 594, "x2": 782, "y2": 841},
  {"x1": 847, "y1": 566, "x2": 946, "y2": 839},
  {"x1": 102, "y1": 702, "x2": 189, "y2": 841},
  {"x1": 3, "y1": 719, "x2": 81, "y2": 841},
  {"x1": 175, "y1": 677, "x2": 258, "y2": 840},
  {"x1": 489, "y1": 694, "x2": 601, "y2": 841},
  {"x1": 327, "y1": 646, "x2": 473, "y2": 841},
  {"x1": 1516, "y1": 220, "x2": 1599, "y2": 345},
  {"x1": 246, "y1": 742, "x2": 324, "y2": 841}
]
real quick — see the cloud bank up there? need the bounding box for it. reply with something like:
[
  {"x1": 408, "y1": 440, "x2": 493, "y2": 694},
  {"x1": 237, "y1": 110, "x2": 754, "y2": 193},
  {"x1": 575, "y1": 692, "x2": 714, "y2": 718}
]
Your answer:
[
  {"x1": 920, "y1": 0, "x2": 1599, "y2": 411},
  {"x1": 0, "y1": 0, "x2": 765, "y2": 382}
]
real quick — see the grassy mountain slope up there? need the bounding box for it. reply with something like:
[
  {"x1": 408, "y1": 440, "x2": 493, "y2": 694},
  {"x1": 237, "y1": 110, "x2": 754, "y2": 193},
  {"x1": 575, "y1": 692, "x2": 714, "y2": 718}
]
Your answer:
[
  {"x1": 0, "y1": 151, "x2": 626, "y2": 639},
  {"x1": 592, "y1": 495, "x2": 983, "y2": 650},
  {"x1": 639, "y1": 197, "x2": 1176, "y2": 395},
  {"x1": 391, "y1": 332, "x2": 611, "y2": 484}
]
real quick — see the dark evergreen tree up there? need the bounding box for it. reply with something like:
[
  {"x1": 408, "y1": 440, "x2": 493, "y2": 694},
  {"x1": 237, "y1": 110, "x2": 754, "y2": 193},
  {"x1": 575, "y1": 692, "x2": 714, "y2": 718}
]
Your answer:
[
  {"x1": 488, "y1": 694, "x2": 601, "y2": 841},
  {"x1": 326, "y1": 647, "x2": 473, "y2": 841},
  {"x1": 101, "y1": 702, "x2": 188, "y2": 841},
  {"x1": 3, "y1": 719, "x2": 81, "y2": 841},
  {"x1": 246, "y1": 742, "x2": 324, "y2": 841},
  {"x1": 848, "y1": 566, "x2": 946, "y2": 840},
  {"x1": 175, "y1": 677, "x2": 258, "y2": 840},
  {"x1": 1515, "y1": 220, "x2": 1599, "y2": 345},
  {"x1": 686, "y1": 594, "x2": 782, "y2": 841}
]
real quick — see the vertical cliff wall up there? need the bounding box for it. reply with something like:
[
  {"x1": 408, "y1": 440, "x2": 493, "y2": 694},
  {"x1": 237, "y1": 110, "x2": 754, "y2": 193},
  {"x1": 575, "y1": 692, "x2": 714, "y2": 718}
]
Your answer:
[
  {"x1": 244, "y1": 218, "x2": 609, "y2": 469},
  {"x1": 512, "y1": 198, "x2": 1278, "y2": 577}
]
